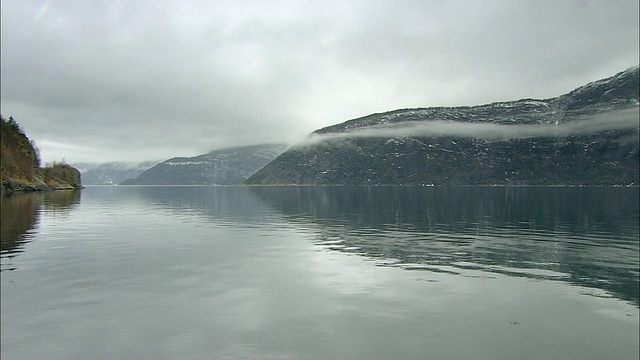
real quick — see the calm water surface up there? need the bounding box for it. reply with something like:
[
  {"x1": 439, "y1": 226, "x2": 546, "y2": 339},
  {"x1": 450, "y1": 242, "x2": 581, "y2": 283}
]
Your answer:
[{"x1": 1, "y1": 186, "x2": 638, "y2": 359}]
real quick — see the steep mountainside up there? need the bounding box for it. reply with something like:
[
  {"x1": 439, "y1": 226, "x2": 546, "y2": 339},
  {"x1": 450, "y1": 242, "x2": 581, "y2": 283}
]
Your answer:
[
  {"x1": 1, "y1": 116, "x2": 82, "y2": 192},
  {"x1": 73, "y1": 161, "x2": 158, "y2": 185},
  {"x1": 122, "y1": 144, "x2": 288, "y2": 185},
  {"x1": 246, "y1": 67, "x2": 639, "y2": 186}
]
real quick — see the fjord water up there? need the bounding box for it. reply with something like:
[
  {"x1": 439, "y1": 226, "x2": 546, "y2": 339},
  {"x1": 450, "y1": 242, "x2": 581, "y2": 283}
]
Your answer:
[{"x1": 1, "y1": 186, "x2": 638, "y2": 359}]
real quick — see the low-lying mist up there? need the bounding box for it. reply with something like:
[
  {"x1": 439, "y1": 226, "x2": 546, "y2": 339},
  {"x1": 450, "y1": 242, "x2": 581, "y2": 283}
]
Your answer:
[{"x1": 304, "y1": 107, "x2": 639, "y2": 145}]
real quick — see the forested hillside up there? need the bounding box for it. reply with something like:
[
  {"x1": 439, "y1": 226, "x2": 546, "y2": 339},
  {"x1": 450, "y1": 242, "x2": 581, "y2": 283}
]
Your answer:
[{"x1": 1, "y1": 116, "x2": 82, "y2": 192}]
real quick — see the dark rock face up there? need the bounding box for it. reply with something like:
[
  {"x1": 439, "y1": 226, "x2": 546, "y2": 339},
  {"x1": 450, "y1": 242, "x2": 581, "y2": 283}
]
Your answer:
[
  {"x1": 246, "y1": 67, "x2": 639, "y2": 186},
  {"x1": 122, "y1": 144, "x2": 288, "y2": 185}
]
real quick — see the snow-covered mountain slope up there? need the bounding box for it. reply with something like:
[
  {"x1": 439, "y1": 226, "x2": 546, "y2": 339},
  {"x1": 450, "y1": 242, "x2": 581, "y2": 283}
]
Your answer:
[
  {"x1": 122, "y1": 144, "x2": 288, "y2": 185},
  {"x1": 312, "y1": 67, "x2": 639, "y2": 135},
  {"x1": 246, "y1": 67, "x2": 639, "y2": 186}
]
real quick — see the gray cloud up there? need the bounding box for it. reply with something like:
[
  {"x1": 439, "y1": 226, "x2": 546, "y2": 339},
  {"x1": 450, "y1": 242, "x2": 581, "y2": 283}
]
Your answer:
[{"x1": 1, "y1": 0, "x2": 638, "y2": 163}]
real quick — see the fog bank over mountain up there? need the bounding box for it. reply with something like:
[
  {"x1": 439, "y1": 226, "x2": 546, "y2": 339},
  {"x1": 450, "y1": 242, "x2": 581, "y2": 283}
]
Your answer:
[{"x1": 304, "y1": 108, "x2": 639, "y2": 145}]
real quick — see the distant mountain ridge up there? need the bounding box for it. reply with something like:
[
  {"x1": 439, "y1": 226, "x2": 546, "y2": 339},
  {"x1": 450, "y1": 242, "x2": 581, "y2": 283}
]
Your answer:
[
  {"x1": 122, "y1": 144, "x2": 288, "y2": 185},
  {"x1": 73, "y1": 161, "x2": 158, "y2": 185},
  {"x1": 246, "y1": 66, "x2": 639, "y2": 186}
]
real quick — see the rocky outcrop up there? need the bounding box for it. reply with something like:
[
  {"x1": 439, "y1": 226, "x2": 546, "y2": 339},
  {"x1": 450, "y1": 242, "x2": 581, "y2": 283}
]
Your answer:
[
  {"x1": 1, "y1": 164, "x2": 82, "y2": 193},
  {"x1": 1, "y1": 116, "x2": 82, "y2": 193}
]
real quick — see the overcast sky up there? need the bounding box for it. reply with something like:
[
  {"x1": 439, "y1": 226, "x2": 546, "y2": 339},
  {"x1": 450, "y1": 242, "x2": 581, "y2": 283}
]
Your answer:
[{"x1": 1, "y1": 0, "x2": 638, "y2": 164}]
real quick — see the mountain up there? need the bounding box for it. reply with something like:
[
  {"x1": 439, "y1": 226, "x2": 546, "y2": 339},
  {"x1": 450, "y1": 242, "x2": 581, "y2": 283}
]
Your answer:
[
  {"x1": 73, "y1": 161, "x2": 158, "y2": 185},
  {"x1": 121, "y1": 144, "x2": 288, "y2": 185},
  {"x1": 245, "y1": 67, "x2": 640, "y2": 186},
  {"x1": 1, "y1": 116, "x2": 82, "y2": 192}
]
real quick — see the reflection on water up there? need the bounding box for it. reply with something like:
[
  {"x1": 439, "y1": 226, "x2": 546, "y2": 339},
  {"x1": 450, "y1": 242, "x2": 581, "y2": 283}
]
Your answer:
[
  {"x1": 1, "y1": 186, "x2": 637, "y2": 360},
  {"x1": 250, "y1": 186, "x2": 640, "y2": 306},
  {"x1": 1, "y1": 190, "x2": 81, "y2": 271}
]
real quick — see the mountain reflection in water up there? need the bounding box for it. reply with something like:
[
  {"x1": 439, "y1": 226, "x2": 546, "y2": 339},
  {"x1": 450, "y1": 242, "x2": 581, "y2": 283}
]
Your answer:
[
  {"x1": 2, "y1": 186, "x2": 636, "y2": 307},
  {"x1": 249, "y1": 186, "x2": 639, "y2": 306}
]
